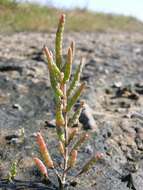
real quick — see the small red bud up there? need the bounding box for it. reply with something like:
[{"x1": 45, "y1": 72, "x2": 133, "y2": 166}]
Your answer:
[
  {"x1": 33, "y1": 157, "x2": 48, "y2": 178},
  {"x1": 43, "y1": 46, "x2": 53, "y2": 63},
  {"x1": 60, "y1": 14, "x2": 65, "y2": 24},
  {"x1": 95, "y1": 152, "x2": 104, "y2": 160}
]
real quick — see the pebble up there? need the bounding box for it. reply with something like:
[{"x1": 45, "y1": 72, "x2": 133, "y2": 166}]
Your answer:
[
  {"x1": 129, "y1": 111, "x2": 143, "y2": 120},
  {"x1": 79, "y1": 103, "x2": 98, "y2": 131},
  {"x1": 12, "y1": 103, "x2": 22, "y2": 110},
  {"x1": 113, "y1": 81, "x2": 122, "y2": 88},
  {"x1": 84, "y1": 144, "x2": 93, "y2": 154},
  {"x1": 134, "y1": 48, "x2": 141, "y2": 54}
]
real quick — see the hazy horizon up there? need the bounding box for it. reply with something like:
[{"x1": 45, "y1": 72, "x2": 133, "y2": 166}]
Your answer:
[{"x1": 18, "y1": 0, "x2": 143, "y2": 22}]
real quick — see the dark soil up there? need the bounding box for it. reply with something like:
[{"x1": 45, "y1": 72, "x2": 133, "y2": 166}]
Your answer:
[{"x1": 0, "y1": 32, "x2": 143, "y2": 190}]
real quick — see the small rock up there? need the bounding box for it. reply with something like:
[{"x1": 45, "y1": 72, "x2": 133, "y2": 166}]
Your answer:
[
  {"x1": 5, "y1": 135, "x2": 23, "y2": 145},
  {"x1": 44, "y1": 119, "x2": 56, "y2": 128},
  {"x1": 113, "y1": 81, "x2": 122, "y2": 88},
  {"x1": 5, "y1": 129, "x2": 25, "y2": 145},
  {"x1": 10, "y1": 138, "x2": 22, "y2": 145},
  {"x1": 129, "y1": 111, "x2": 143, "y2": 120},
  {"x1": 135, "y1": 82, "x2": 143, "y2": 88},
  {"x1": 31, "y1": 132, "x2": 38, "y2": 138},
  {"x1": 12, "y1": 103, "x2": 22, "y2": 110},
  {"x1": 115, "y1": 87, "x2": 139, "y2": 100},
  {"x1": 5, "y1": 134, "x2": 19, "y2": 141},
  {"x1": 70, "y1": 181, "x2": 78, "y2": 187},
  {"x1": 115, "y1": 108, "x2": 126, "y2": 113},
  {"x1": 134, "y1": 48, "x2": 141, "y2": 54},
  {"x1": 79, "y1": 103, "x2": 97, "y2": 131},
  {"x1": 127, "y1": 92, "x2": 139, "y2": 100},
  {"x1": 84, "y1": 144, "x2": 93, "y2": 154},
  {"x1": 105, "y1": 69, "x2": 109, "y2": 74}
]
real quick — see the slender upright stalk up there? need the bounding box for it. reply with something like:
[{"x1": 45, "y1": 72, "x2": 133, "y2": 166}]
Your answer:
[{"x1": 61, "y1": 84, "x2": 69, "y2": 188}]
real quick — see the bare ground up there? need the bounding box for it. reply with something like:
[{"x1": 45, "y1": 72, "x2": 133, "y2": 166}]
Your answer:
[{"x1": 0, "y1": 32, "x2": 143, "y2": 190}]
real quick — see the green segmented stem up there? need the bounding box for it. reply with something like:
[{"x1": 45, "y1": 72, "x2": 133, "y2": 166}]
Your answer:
[
  {"x1": 55, "y1": 14, "x2": 65, "y2": 70},
  {"x1": 68, "y1": 101, "x2": 84, "y2": 127},
  {"x1": 66, "y1": 82, "x2": 85, "y2": 112},
  {"x1": 67, "y1": 59, "x2": 84, "y2": 97},
  {"x1": 63, "y1": 47, "x2": 73, "y2": 83}
]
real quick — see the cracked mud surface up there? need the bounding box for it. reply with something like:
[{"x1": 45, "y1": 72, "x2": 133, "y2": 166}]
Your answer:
[{"x1": 0, "y1": 32, "x2": 143, "y2": 190}]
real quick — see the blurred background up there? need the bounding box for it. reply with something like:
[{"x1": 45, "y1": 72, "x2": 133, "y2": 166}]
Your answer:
[{"x1": 0, "y1": 0, "x2": 143, "y2": 33}]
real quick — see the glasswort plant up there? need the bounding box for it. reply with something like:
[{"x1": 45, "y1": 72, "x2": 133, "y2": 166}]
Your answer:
[{"x1": 34, "y1": 14, "x2": 103, "y2": 190}]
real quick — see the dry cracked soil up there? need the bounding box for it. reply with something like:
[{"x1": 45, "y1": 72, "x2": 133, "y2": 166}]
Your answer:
[{"x1": 0, "y1": 32, "x2": 143, "y2": 190}]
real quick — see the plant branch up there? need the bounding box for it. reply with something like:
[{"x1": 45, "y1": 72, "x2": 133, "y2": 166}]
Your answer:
[{"x1": 61, "y1": 84, "x2": 69, "y2": 188}]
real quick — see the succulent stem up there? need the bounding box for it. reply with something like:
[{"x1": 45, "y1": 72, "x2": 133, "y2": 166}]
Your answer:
[{"x1": 61, "y1": 84, "x2": 69, "y2": 187}]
